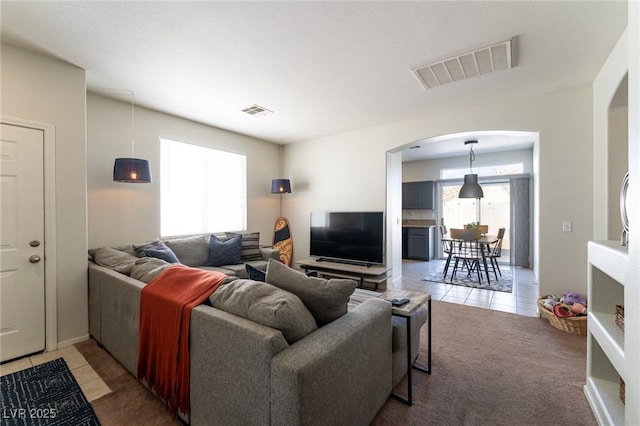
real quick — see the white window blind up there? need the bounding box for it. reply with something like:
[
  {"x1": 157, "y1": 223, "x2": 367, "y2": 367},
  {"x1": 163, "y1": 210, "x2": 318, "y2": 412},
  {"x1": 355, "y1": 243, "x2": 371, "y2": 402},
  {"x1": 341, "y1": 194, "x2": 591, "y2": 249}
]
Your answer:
[{"x1": 160, "y1": 138, "x2": 247, "y2": 237}]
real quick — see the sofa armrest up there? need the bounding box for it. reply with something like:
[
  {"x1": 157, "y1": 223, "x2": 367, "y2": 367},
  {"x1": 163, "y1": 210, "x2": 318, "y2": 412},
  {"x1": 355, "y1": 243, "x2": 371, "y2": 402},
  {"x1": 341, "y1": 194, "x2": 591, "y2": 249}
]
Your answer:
[
  {"x1": 260, "y1": 246, "x2": 280, "y2": 261},
  {"x1": 190, "y1": 305, "x2": 289, "y2": 426},
  {"x1": 271, "y1": 298, "x2": 392, "y2": 426}
]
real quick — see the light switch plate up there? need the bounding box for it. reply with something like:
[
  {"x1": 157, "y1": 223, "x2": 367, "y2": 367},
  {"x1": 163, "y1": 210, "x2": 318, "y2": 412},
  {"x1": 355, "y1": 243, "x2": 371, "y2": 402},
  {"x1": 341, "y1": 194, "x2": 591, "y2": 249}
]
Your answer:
[{"x1": 562, "y1": 221, "x2": 572, "y2": 232}]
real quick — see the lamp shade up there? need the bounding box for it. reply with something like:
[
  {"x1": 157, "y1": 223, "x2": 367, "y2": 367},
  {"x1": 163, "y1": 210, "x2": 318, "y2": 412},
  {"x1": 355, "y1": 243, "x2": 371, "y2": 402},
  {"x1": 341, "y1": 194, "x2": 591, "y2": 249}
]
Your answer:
[
  {"x1": 113, "y1": 158, "x2": 152, "y2": 183},
  {"x1": 459, "y1": 174, "x2": 484, "y2": 198},
  {"x1": 271, "y1": 178, "x2": 291, "y2": 194}
]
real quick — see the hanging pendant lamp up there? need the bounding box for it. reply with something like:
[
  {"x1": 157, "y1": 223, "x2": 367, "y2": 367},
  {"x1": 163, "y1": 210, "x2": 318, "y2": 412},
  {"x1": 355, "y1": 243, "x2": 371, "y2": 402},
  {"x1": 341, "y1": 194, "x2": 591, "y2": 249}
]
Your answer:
[
  {"x1": 271, "y1": 178, "x2": 292, "y2": 194},
  {"x1": 271, "y1": 143, "x2": 292, "y2": 194},
  {"x1": 459, "y1": 140, "x2": 484, "y2": 199},
  {"x1": 113, "y1": 91, "x2": 152, "y2": 183}
]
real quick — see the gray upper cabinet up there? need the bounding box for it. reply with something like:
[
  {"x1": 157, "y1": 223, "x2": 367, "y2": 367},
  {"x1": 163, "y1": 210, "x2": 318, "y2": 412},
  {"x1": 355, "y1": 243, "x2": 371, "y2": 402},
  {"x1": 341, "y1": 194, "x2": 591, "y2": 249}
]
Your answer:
[{"x1": 402, "y1": 181, "x2": 435, "y2": 209}]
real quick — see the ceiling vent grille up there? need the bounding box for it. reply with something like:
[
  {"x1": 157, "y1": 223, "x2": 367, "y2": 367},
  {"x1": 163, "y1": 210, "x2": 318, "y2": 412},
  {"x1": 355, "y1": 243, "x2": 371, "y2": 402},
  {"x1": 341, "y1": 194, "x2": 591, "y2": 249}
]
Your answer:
[
  {"x1": 242, "y1": 104, "x2": 273, "y2": 116},
  {"x1": 413, "y1": 39, "x2": 512, "y2": 89}
]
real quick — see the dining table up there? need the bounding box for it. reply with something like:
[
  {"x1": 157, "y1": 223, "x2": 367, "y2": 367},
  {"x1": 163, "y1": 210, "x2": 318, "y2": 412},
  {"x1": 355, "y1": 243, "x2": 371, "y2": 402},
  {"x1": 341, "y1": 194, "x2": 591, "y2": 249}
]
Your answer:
[{"x1": 441, "y1": 234, "x2": 499, "y2": 284}]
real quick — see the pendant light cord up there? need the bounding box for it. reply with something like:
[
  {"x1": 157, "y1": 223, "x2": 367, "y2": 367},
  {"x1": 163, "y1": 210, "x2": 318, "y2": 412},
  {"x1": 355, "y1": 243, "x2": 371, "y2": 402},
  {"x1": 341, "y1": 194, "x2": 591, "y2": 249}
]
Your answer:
[
  {"x1": 280, "y1": 144, "x2": 283, "y2": 218},
  {"x1": 468, "y1": 144, "x2": 475, "y2": 172},
  {"x1": 130, "y1": 91, "x2": 135, "y2": 157}
]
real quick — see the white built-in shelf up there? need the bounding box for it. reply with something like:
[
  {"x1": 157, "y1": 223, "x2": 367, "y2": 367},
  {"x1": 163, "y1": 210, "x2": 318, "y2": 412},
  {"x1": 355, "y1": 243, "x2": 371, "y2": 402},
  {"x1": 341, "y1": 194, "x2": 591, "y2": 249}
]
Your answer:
[
  {"x1": 589, "y1": 311, "x2": 625, "y2": 376},
  {"x1": 586, "y1": 240, "x2": 628, "y2": 425},
  {"x1": 588, "y1": 240, "x2": 629, "y2": 284}
]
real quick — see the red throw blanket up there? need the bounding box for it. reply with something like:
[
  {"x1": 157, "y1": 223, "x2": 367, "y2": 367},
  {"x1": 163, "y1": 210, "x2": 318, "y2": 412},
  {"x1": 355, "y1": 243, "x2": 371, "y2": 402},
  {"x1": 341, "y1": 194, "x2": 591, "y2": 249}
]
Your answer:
[{"x1": 137, "y1": 264, "x2": 226, "y2": 415}]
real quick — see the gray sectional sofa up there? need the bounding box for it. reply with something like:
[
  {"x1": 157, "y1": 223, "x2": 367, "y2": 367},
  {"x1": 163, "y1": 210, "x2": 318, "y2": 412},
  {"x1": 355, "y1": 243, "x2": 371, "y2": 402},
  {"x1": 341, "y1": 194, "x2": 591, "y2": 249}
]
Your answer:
[
  {"x1": 87, "y1": 232, "x2": 427, "y2": 425},
  {"x1": 89, "y1": 232, "x2": 280, "y2": 279}
]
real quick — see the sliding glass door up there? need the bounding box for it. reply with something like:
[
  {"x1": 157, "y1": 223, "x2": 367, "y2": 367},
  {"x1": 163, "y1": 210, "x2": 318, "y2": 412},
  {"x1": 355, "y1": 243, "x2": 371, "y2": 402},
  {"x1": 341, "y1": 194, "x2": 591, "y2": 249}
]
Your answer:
[{"x1": 441, "y1": 181, "x2": 511, "y2": 261}]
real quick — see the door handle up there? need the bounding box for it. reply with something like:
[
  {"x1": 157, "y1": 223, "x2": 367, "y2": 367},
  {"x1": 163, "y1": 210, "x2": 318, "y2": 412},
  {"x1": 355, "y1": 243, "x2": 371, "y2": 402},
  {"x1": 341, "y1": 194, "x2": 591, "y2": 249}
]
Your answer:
[{"x1": 29, "y1": 255, "x2": 41, "y2": 263}]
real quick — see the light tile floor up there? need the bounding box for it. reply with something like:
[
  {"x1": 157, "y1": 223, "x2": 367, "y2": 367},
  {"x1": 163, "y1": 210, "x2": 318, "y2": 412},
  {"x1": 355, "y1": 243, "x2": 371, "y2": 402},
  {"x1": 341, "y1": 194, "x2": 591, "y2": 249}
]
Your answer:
[
  {"x1": 0, "y1": 345, "x2": 111, "y2": 402},
  {"x1": 395, "y1": 259, "x2": 540, "y2": 317}
]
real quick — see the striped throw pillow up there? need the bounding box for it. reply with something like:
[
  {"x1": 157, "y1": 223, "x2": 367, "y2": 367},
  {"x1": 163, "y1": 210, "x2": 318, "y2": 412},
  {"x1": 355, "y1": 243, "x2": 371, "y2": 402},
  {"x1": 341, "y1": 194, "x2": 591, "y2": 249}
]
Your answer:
[{"x1": 226, "y1": 232, "x2": 262, "y2": 261}]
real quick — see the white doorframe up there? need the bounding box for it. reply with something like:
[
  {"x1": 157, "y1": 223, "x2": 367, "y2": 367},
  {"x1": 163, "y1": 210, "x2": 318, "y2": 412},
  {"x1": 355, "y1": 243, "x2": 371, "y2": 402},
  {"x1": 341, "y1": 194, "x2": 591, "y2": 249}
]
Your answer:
[{"x1": 1, "y1": 116, "x2": 57, "y2": 353}]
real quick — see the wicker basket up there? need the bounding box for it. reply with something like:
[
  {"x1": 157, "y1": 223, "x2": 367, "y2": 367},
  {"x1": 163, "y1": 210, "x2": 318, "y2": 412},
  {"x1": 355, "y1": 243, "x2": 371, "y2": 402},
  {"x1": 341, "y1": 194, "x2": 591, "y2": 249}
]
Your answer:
[
  {"x1": 537, "y1": 295, "x2": 587, "y2": 336},
  {"x1": 615, "y1": 305, "x2": 625, "y2": 332}
]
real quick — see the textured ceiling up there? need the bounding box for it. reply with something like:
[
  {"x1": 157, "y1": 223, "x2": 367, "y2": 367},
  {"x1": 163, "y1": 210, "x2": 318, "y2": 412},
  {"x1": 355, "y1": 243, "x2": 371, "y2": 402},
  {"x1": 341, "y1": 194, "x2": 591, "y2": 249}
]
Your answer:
[{"x1": 1, "y1": 1, "x2": 628, "y2": 154}]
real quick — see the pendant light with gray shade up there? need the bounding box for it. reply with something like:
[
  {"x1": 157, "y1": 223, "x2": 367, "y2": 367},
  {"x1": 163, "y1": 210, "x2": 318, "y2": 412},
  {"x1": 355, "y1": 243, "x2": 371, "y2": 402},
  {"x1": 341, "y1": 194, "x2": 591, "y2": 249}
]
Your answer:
[
  {"x1": 113, "y1": 90, "x2": 152, "y2": 183},
  {"x1": 271, "y1": 143, "x2": 291, "y2": 195},
  {"x1": 459, "y1": 140, "x2": 484, "y2": 199}
]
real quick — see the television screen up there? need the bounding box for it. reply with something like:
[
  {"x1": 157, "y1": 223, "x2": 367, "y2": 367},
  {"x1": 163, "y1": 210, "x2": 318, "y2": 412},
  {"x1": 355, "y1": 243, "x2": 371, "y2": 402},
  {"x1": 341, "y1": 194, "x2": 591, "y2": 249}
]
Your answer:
[{"x1": 310, "y1": 211, "x2": 384, "y2": 265}]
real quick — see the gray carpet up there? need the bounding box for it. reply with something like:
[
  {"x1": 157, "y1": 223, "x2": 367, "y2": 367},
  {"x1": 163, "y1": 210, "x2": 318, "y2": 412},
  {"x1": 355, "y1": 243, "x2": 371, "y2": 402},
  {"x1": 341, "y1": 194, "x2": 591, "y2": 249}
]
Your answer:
[
  {"x1": 422, "y1": 266, "x2": 513, "y2": 292},
  {"x1": 373, "y1": 301, "x2": 596, "y2": 426}
]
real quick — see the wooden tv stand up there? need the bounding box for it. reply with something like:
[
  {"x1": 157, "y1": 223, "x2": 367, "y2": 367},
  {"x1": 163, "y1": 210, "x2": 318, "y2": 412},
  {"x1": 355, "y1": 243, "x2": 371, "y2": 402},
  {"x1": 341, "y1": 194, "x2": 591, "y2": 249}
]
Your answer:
[{"x1": 296, "y1": 258, "x2": 391, "y2": 290}]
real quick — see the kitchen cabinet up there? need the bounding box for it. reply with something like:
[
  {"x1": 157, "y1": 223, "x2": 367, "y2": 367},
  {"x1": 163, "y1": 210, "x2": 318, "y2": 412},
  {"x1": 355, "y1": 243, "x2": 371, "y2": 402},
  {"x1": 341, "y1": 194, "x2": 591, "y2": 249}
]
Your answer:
[
  {"x1": 402, "y1": 181, "x2": 435, "y2": 209},
  {"x1": 404, "y1": 226, "x2": 435, "y2": 261}
]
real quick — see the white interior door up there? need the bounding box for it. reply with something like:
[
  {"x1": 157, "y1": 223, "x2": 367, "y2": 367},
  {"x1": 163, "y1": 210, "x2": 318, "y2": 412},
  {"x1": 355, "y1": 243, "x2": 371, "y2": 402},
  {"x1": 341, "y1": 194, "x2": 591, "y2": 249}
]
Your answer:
[{"x1": 1, "y1": 123, "x2": 45, "y2": 362}]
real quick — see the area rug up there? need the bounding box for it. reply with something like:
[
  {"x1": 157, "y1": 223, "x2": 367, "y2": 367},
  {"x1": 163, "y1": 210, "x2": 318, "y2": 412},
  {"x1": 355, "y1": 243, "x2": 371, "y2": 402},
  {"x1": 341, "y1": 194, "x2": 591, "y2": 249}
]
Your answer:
[
  {"x1": 0, "y1": 358, "x2": 101, "y2": 425},
  {"x1": 422, "y1": 267, "x2": 513, "y2": 292}
]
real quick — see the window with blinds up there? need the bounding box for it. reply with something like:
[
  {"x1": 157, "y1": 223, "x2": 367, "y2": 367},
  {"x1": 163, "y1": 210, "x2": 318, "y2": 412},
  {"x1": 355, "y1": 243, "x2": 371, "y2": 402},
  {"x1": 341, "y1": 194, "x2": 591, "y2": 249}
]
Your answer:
[{"x1": 160, "y1": 138, "x2": 247, "y2": 237}]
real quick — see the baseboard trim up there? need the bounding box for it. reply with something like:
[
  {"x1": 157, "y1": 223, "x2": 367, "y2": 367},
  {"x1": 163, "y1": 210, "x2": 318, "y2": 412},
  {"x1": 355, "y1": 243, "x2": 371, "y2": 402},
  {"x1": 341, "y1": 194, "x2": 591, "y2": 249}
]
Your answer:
[{"x1": 57, "y1": 334, "x2": 90, "y2": 349}]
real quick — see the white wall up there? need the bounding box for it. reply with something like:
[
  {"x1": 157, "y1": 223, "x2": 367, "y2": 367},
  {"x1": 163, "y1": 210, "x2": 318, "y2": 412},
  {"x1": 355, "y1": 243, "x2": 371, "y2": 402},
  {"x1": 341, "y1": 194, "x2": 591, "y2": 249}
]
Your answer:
[
  {"x1": 403, "y1": 148, "x2": 534, "y2": 182},
  {"x1": 624, "y1": 1, "x2": 639, "y2": 419},
  {"x1": 593, "y1": 30, "x2": 628, "y2": 240},
  {"x1": 87, "y1": 93, "x2": 282, "y2": 248},
  {"x1": 1, "y1": 44, "x2": 88, "y2": 346},
  {"x1": 285, "y1": 85, "x2": 593, "y2": 297},
  {"x1": 607, "y1": 106, "x2": 628, "y2": 240}
]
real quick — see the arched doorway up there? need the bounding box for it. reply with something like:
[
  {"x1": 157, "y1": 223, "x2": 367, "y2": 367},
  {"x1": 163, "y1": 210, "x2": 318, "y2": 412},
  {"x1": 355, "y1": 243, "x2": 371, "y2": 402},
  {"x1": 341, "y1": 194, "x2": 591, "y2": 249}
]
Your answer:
[{"x1": 386, "y1": 130, "x2": 539, "y2": 287}]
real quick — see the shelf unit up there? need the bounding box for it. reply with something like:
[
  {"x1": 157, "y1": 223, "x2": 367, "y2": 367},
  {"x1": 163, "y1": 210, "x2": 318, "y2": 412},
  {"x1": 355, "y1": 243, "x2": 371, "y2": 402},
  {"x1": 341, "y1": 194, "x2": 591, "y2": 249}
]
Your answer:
[
  {"x1": 296, "y1": 258, "x2": 391, "y2": 291},
  {"x1": 585, "y1": 241, "x2": 628, "y2": 425},
  {"x1": 586, "y1": 11, "x2": 639, "y2": 424}
]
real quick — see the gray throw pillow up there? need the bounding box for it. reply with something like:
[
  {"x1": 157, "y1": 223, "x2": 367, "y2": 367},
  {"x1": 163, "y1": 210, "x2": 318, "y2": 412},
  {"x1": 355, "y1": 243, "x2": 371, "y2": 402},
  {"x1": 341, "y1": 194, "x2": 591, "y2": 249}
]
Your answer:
[
  {"x1": 209, "y1": 279, "x2": 317, "y2": 344},
  {"x1": 265, "y1": 259, "x2": 357, "y2": 326},
  {"x1": 164, "y1": 234, "x2": 210, "y2": 266},
  {"x1": 226, "y1": 232, "x2": 262, "y2": 261},
  {"x1": 130, "y1": 257, "x2": 171, "y2": 283},
  {"x1": 93, "y1": 247, "x2": 139, "y2": 275},
  {"x1": 208, "y1": 235, "x2": 242, "y2": 266}
]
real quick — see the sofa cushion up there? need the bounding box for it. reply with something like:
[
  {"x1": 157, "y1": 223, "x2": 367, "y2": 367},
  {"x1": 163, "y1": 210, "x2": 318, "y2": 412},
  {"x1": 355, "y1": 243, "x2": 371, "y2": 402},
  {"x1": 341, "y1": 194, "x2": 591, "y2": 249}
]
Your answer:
[
  {"x1": 164, "y1": 234, "x2": 210, "y2": 266},
  {"x1": 246, "y1": 263, "x2": 266, "y2": 281},
  {"x1": 93, "y1": 247, "x2": 139, "y2": 275},
  {"x1": 133, "y1": 239, "x2": 168, "y2": 257},
  {"x1": 208, "y1": 235, "x2": 242, "y2": 266},
  {"x1": 209, "y1": 279, "x2": 317, "y2": 344},
  {"x1": 144, "y1": 247, "x2": 179, "y2": 264},
  {"x1": 265, "y1": 259, "x2": 357, "y2": 327},
  {"x1": 131, "y1": 257, "x2": 172, "y2": 283},
  {"x1": 226, "y1": 232, "x2": 262, "y2": 261}
]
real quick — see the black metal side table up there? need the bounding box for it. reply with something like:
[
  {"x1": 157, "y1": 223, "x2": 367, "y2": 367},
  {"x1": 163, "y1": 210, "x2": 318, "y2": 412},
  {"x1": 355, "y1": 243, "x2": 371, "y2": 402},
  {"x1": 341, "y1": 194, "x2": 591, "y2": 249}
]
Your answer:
[{"x1": 381, "y1": 290, "x2": 432, "y2": 406}]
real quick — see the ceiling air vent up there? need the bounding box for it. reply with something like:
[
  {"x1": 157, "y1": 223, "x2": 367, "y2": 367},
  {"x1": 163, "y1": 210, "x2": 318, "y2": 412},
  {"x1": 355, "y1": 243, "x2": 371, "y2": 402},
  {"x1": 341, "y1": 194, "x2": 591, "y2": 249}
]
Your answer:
[
  {"x1": 414, "y1": 39, "x2": 512, "y2": 89},
  {"x1": 241, "y1": 104, "x2": 273, "y2": 116}
]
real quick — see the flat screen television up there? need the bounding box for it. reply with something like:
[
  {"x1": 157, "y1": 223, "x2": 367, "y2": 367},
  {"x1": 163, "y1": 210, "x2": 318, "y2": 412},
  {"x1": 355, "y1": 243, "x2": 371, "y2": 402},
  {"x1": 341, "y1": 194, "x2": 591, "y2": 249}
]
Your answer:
[{"x1": 310, "y1": 211, "x2": 384, "y2": 266}]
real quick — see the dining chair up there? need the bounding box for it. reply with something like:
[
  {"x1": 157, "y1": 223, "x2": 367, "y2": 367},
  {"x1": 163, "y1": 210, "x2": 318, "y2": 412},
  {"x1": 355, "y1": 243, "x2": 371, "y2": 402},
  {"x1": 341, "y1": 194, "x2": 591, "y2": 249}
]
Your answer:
[
  {"x1": 440, "y1": 225, "x2": 461, "y2": 278},
  {"x1": 449, "y1": 228, "x2": 489, "y2": 283},
  {"x1": 488, "y1": 228, "x2": 506, "y2": 279},
  {"x1": 440, "y1": 225, "x2": 453, "y2": 276}
]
